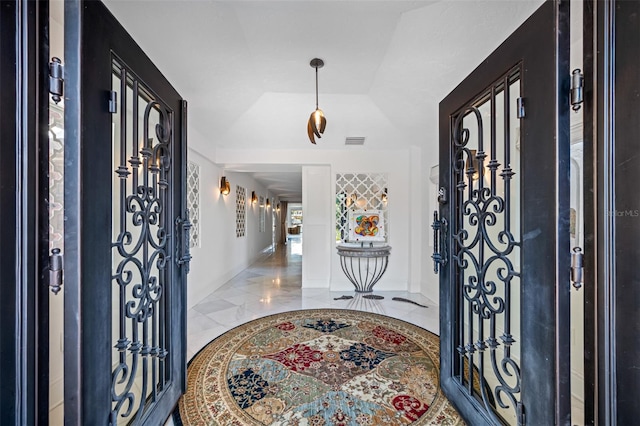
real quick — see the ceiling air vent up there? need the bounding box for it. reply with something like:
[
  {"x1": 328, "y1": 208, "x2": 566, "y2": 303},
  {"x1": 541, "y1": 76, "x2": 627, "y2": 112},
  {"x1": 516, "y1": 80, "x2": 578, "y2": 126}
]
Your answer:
[{"x1": 345, "y1": 137, "x2": 365, "y2": 146}]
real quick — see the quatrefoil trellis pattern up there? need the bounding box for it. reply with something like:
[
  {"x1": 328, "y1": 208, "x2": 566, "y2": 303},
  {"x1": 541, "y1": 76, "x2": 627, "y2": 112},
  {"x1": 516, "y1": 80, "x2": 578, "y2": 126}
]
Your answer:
[
  {"x1": 187, "y1": 161, "x2": 200, "y2": 248},
  {"x1": 236, "y1": 185, "x2": 246, "y2": 238},
  {"x1": 335, "y1": 173, "x2": 388, "y2": 242}
]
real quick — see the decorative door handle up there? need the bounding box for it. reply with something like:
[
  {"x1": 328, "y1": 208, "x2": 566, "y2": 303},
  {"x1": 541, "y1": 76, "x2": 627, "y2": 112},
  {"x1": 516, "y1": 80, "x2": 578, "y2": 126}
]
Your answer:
[
  {"x1": 431, "y1": 211, "x2": 447, "y2": 274},
  {"x1": 176, "y1": 210, "x2": 192, "y2": 274}
]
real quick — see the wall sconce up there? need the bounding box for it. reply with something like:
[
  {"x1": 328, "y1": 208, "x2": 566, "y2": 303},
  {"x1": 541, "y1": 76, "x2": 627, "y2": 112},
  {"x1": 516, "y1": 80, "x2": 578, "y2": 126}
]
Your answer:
[
  {"x1": 276, "y1": 203, "x2": 280, "y2": 212},
  {"x1": 251, "y1": 191, "x2": 257, "y2": 204},
  {"x1": 220, "y1": 176, "x2": 231, "y2": 195},
  {"x1": 349, "y1": 194, "x2": 357, "y2": 207},
  {"x1": 381, "y1": 188, "x2": 388, "y2": 204},
  {"x1": 266, "y1": 198, "x2": 271, "y2": 208},
  {"x1": 466, "y1": 149, "x2": 480, "y2": 181}
]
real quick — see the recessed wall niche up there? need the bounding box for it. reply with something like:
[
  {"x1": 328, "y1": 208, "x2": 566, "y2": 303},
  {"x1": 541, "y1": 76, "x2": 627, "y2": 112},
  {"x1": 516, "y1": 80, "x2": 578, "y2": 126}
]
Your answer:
[
  {"x1": 335, "y1": 173, "x2": 388, "y2": 242},
  {"x1": 236, "y1": 185, "x2": 246, "y2": 238}
]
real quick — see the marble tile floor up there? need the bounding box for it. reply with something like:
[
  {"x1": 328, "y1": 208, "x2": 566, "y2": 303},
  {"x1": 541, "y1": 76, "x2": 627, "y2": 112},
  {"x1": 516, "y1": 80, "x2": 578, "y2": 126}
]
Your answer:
[{"x1": 185, "y1": 238, "x2": 439, "y2": 362}]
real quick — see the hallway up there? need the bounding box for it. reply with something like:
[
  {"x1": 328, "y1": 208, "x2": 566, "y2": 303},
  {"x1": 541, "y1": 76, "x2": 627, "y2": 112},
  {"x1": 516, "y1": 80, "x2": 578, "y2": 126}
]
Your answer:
[{"x1": 185, "y1": 238, "x2": 439, "y2": 361}]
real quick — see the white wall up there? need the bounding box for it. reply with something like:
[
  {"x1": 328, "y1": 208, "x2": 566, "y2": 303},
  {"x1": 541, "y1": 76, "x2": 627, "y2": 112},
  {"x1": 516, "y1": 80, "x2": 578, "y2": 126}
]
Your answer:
[
  {"x1": 302, "y1": 166, "x2": 332, "y2": 288},
  {"x1": 423, "y1": 162, "x2": 440, "y2": 302},
  {"x1": 216, "y1": 147, "x2": 418, "y2": 293},
  {"x1": 187, "y1": 149, "x2": 276, "y2": 309},
  {"x1": 409, "y1": 145, "x2": 423, "y2": 293}
]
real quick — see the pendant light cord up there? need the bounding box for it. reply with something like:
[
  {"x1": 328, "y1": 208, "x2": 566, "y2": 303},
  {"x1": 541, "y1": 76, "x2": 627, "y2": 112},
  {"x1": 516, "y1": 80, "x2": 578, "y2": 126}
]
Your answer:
[{"x1": 315, "y1": 66, "x2": 319, "y2": 109}]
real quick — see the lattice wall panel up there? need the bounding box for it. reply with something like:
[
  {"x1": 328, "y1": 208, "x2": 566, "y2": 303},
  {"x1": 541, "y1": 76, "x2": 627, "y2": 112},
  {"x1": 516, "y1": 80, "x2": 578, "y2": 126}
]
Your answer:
[
  {"x1": 187, "y1": 161, "x2": 200, "y2": 248},
  {"x1": 236, "y1": 185, "x2": 246, "y2": 238},
  {"x1": 335, "y1": 173, "x2": 388, "y2": 242}
]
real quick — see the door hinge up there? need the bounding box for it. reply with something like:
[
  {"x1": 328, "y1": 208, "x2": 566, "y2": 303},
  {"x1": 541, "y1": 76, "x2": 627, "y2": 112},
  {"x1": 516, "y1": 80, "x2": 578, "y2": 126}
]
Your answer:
[
  {"x1": 516, "y1": 97, "x2": 525, "y2": 118},
  {"x1": 49, "y1": 248, "x2": 63, "y2": 295},
  {"x1": 571, "y1": 247, "x2": 584, "y2": 290},
  {"x1": 49, "y1": 57, "x2": 64, "y2": 104},
  {"x1": 570, "y1": 68, "x2": 584, "y2": 112},
  {"x1": 517, "y1": 402, "x2": 525, "y2": 426},
  {"x1": 109, "y1": 90, "x2": 118, "y2": 113}
]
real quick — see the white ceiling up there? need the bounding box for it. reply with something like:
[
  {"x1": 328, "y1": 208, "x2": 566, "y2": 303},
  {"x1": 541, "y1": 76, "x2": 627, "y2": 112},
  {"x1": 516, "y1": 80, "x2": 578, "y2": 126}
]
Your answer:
[{"x1": 102, "y1": 0, "x2": 543, "y2": 201}]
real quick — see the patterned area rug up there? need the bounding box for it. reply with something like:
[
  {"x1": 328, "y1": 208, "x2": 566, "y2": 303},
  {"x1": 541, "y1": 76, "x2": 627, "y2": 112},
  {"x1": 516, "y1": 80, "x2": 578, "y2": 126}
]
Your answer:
[{"x1": 175, "y1": 309, "x2": 463, "y2": 425}]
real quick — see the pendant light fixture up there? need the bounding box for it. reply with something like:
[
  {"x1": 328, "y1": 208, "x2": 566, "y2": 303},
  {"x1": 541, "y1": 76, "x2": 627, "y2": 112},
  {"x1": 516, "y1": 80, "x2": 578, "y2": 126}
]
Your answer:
[{"x1": 307, "y1": 58, "x2": 326, "y2": 144}]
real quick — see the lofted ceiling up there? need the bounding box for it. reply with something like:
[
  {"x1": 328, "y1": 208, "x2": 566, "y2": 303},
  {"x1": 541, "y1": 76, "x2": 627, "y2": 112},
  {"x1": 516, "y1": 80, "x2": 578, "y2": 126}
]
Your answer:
[{"x1": 102, "y1": 0, "x2": 543, "y2": 201}]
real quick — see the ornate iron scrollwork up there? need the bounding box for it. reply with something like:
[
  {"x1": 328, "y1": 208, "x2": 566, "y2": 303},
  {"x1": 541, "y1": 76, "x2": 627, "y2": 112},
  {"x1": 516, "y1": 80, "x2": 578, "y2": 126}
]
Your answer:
[
  {"x1": 450, "y1": 70, "x2": 522, "y2": 423},
  {"x1": 110, "y1": 64, "x2": 174, "y2": 424},
  {"x1": 431, "y1": 210, "x2": 448, "y2": 273}
]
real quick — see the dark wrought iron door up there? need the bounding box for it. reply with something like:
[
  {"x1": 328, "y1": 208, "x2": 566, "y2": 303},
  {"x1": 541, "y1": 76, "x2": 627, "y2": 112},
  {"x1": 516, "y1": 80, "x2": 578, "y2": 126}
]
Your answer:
[
  {"x1": 64, "y1": 2, "x2": 189, "y2": 425},
  {"x1": 438, "y1": 2, "x2": 571, "y2": 425}
]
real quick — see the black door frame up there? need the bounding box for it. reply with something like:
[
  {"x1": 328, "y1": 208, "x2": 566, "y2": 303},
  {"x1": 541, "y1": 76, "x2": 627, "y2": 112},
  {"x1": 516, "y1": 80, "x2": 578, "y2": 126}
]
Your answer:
[
  {"x1": 438, "y1": 1, "x2": 571, "y2": 424},
  {"x1": 0, "y1": 1, "x2": 50, "y2": 424},
  {"x1": 584, "y1": 0, "x2": 640, "y2": 423}
]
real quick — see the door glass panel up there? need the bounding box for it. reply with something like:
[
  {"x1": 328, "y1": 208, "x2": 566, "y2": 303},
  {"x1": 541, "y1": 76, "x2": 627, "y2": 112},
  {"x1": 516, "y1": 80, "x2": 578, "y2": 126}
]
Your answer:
[
  {"x1": 49, "y1": 1, "x2": 65, "y2": 424},
  {"x1": 453, "y1": 68, "x2": 521, "y2": 425},
  {"x1": 111, "y1": 61, "x2": 173, "y2": 424}
]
